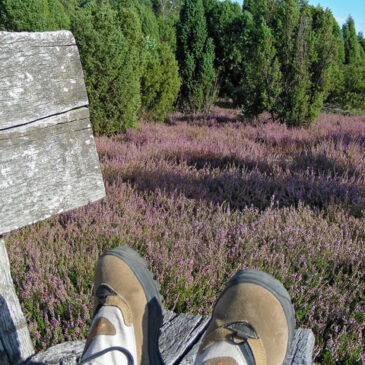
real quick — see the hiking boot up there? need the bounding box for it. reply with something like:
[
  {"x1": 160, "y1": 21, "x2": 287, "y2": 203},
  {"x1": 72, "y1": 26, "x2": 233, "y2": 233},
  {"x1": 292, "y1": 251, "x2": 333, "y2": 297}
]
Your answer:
[
  {"x1": 196, "y1": 269, "x2": 295, "y2": 365},
  {"x1": 83, "y1": 246, "x2": 163, "y2": 365}
]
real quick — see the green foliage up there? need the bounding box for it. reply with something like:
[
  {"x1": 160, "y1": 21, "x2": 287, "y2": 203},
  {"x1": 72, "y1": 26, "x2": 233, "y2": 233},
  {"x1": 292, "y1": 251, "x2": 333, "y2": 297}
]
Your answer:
[
  {"x1": 204, "y1": 0, "x2": 242, "y2": 97},
  {"x1": 58, "y1": 0, "x2": 79, "y2": 17},
  {"x1": 157, "y1": 14, "x2": 178, "y2": 52},
  {"x1": 305, "y1": 7, "x2": 341, "y2": 120},
  {"x1": 140, "y1": 39, "x2": 181, "y2": 121},
  {"x1": 2, "y1": 0, "x2": 363, "y2": 128},
  {"x1": 237, "y1": 8, "x2": 282, "y2": 119},
  {"x1": 274, "y1": 1, "x2": 313, "y2": 126},
  {"x1": 71, "y1": 0, "x2": 140, "y2": 135},
  {"x1": 341, "y1": 62, "x2": 365, "y2": 110},
  {"x1": 358, "y1": 32, "x2": 365, "y2": 53},
  {"x1": 134, "y1": 1, "x2": 160, "y2": 39},
  {"x1": 113, "y1": 2, "x2": 146, "y2": 79},
  {"x1": 325, "y1": 20, "x2": 346, "y2": 106},
  {"x1": 176, "y1": 0, "x2": 216, "y2": 112},
  {"x1": 0, "y1": 0, "x2": 70, "y2": 31},
  {"x1": 152, "y1": 0, "x2": 183, "y2": 17},
  {"x1": 247, "y1": 1, "x2": 342, "y2": 126},
  {"x1": 336, "y1": 17, "x2": 365, "y2": 110},
  {"x1": 112, "y1": 0, "x2": 181, "y2": 123},
  {"x1": 234, "y1": 1, "x2": 344, "y2": 126},
  {"x1": 343, "y1": 16, "x2": 362, "y2": 65}
]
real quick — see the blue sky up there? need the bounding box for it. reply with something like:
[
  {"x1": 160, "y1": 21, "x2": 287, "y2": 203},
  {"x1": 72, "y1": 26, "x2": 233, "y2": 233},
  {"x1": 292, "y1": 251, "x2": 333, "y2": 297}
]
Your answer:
[
  {"x1": 307, "y1": 0, "x2": 365, "y2": 35},
  {"x1": 233, "y1": 0, "x2": 365, "y2": 35}
]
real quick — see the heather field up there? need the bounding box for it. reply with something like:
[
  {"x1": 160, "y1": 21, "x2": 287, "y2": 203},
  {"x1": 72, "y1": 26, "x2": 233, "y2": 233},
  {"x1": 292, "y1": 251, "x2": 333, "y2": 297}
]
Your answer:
[{"x1": 5, "y1": 110, "x2": 365, "y2": 363}]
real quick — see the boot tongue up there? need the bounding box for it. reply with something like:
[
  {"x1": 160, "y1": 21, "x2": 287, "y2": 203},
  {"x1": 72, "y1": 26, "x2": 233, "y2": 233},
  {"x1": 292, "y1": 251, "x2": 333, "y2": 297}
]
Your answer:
[{"x1": 226, "y1": 321, "x2": 259, "y2": 340}]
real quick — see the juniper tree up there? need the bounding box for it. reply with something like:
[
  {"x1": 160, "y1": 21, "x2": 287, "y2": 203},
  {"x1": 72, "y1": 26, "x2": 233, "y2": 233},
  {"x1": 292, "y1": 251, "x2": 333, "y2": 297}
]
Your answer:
[
  {"x1": 343, "y1": 16, "x2": 362, "y2": 64},
  {"x1": 273, "y1": 1, "x2": 314, "y2": 126},
  {"x1": 358, "y1": 33, "x2": 365, "y2": 54},
  {"x1": 71, "y1": 0, "x2": 140, "y2": 134},
  {"x1": 302, "y1": 6, "x2": 341, "y2": 121},
  {"x1": 341, "y1": 17, "x2": 365, "y2": 109},
  {"x1": 176, "y1": 0, "x2": 216, "y2": 112},
  {"x1": 140, "y1": 39, "x2": 181, "y2": 121},
  {"x1": 113, "y1": 1, "x2": 147, "y2": 80},
  {"x1": 0, "y1": 0, "x2": 70, "y2": 31},
  {"x1": 114, "y1": 0, "x2": 180, "y2": 122},
  {"x1": 152, "y1": 0, "x2": 183, "y2": 17},
  {"x1": 135, "y1": 2, "x2": 160, "y2": 40},
  {"x1": 157, "y1": 14, "x2": 178, "y2": 52},
  {"x1": 204, "y1": 0, "x2": 242, "y2": 98},
  {"x1": 325, "y1": 19, "x2": 346, "y2": 105},
  {"x1": 237, "y1": 4, "x2": 281, "y2": 119}
]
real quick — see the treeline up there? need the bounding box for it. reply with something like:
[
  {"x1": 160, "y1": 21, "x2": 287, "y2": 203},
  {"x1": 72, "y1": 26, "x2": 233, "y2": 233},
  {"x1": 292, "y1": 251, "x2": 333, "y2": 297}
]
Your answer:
[{"x1": 1, "y1": 0, "x2": 364, "y2": 134}]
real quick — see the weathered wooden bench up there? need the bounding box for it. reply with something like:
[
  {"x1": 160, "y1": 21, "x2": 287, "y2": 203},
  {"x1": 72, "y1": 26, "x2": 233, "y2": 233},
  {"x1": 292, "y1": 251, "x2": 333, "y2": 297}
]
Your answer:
[{"x1": 0, "y1": 31, "x2": 315, "y2": 365}]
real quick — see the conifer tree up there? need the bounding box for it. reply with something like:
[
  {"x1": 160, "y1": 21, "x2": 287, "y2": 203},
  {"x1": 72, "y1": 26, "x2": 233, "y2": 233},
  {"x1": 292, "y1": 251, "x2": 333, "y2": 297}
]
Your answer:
[
  {"x1": 343, "y1": 16, "x2": 361, "y2": 64},
  {"x1": 113, "y1": 1, "x2": 146, "y2": 80},
  {"x1": 238, "y1": 11, "x2": 281, "y2": 119},
  {"x1": 243, "y1": 0, "x2": 268, "y2": 22},
  {"x1": 340, "y1": 17, "x2": 365, "y2": 110},
  {"x1": 204, "y1": 0, "x2": 242, "y2": 98},
  {"x1": 358, "y1": 33, "x2": 365, "y2": 54},
  {"x1": 140, "y1": 39, "x2": 181, "y2": 121},
  {"x1": 72, "y1": 0, "x2": 140, "y2": 134},
  {"x1": 325, "y1": 18, "x2": 345, "y2": 105},
  {"x1": 114, "y1": 0, "x2": 181, "y2": 122},
  {"x1": 157, "y1": 14, "x2": 178, "y2": 52},
  {"x1": 273, "y1": 1, "x2": 314, "y2": 125},
  {"x1": 176, "y1": 0, "x2": 216, "y2": 112},
  {"x1": 0, "y1": 0, "x2": 70, "y2": 31},
  {"x1": 135, "y1": 2, "x2": 160, "y2": 40},
  {"x1": 152, "y1": 0, "x2": 183, "y2": 17}
]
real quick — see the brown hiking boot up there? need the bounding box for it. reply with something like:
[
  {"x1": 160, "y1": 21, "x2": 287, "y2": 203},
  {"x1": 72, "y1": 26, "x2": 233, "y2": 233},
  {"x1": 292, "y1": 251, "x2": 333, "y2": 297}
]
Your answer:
[
  {"x1": 86, "y1": 246, "x2": 163, "y2": 365},
  {"x1": 197, "y1": 269, "x2": 295, "y2": 365}
]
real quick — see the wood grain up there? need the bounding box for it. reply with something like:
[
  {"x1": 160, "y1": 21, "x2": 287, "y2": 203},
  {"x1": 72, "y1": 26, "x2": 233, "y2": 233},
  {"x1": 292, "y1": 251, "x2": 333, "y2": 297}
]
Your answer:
[
  {"x1": 159, "y1": 310, "x2": 210, "y2": 364},
  {"x1": 0, "y1": 31, "x2": 105, "y2": 235},
  {"x1": 26, "y1": 311, "x2": 315, "y2": 364},
  {"x1": 0, "y1": 109, "x2": 105, "y2": 235},
  {"x1": 0, "y1": 31, "x2": 88, "y2": 131},
  {"x1": 0, "y1": 238, "x2": 34, "y2": 364}
]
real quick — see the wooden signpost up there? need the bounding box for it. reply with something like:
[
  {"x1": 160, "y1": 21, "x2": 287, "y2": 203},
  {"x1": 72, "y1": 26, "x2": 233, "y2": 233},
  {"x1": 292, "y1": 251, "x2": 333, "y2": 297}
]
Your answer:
[{"x1": 0, "y1": 30, "x2": 105, "y2": 364}]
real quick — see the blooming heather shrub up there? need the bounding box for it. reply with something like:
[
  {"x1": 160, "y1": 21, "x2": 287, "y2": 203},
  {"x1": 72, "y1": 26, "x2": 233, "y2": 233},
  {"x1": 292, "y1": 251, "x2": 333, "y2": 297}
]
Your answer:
[{"x1": 5, "y1": 111, "x2": 365, "y2": 363}]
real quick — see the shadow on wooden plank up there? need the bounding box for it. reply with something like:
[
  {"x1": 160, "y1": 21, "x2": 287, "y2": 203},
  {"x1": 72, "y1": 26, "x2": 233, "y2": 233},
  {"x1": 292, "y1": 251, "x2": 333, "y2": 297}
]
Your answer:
[
  {"x1": 0, "y1": 295, "x2": 21, "y2": 365},
  {"x1": 26, "y1": 310, "x2": 315, "y2": 365}
]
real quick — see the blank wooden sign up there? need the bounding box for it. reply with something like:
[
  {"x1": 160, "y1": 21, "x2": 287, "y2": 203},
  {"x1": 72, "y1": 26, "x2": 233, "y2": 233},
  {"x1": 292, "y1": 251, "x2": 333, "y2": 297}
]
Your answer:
[{"x1": 0, "y1": 31, "x2": 106, "y2": 235}]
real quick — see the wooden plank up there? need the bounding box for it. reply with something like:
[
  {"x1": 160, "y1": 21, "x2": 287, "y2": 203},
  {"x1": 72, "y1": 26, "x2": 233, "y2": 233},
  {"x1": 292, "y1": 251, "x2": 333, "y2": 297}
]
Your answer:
[
  {"x1": 0, "y1": 238, "x2": 34, "y2": 364},
  {"x1": 0, "y1": 31, "x2": 105, "y2": 235},
  {"x1": 26, "y1": 312, "x2": 315, "y2": 364},
  {"x1": 181, "y1": 327, "x2": 315, "y2": 365},
  {"x1": 178, "y1": 337, "x2": 202, "y2": 365},
  {"x1": 285, "y1": 328, "x2": 315, "y2": 365},
  {"x1": 159, "y1": 310, "x2": 210, "y2": 364},
  {"x1": 0, "y1": 31, "x2": 88, "y2": 130},
  {"x1": 27, "y1": 340, "x2": 85, "y2": 365},
  {"x1": 0, "y1": 110, "x2": 105, "y2": 235}
]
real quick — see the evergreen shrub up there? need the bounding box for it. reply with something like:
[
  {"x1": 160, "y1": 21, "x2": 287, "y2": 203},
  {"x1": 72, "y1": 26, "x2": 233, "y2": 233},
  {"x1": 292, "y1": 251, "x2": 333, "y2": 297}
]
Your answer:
[
  {"x1": 177, "y1": 0, "x2": 216, "y2": 112},
  {"x1": 71, "y1": 0, "x2": 140, "y2": 135},
  {"x1": 141, "y1": 39, "x2": 181, "y2": 122},
  {"x1": 0, "y1": 0, "x2": 70, "y2": 31}
]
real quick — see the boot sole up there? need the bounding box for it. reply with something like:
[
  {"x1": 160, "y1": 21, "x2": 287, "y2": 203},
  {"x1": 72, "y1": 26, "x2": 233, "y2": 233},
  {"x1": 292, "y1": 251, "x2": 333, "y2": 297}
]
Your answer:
[
  {"x1": 103, "y1": 246, "x2": 163, "y2": 365},
  {"x1": 226, "y1": 269, "x2": 296, "y2": 363}
]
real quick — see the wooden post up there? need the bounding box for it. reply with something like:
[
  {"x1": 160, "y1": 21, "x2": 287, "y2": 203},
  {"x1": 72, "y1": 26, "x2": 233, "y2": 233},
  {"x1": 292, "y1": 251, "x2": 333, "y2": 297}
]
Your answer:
[
  {"x1": 0, "y1": 236, "x2": 34, "y2": 364},
  {"x1": 0, "y1": 30, "x2": 106, "y2": 363}
]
